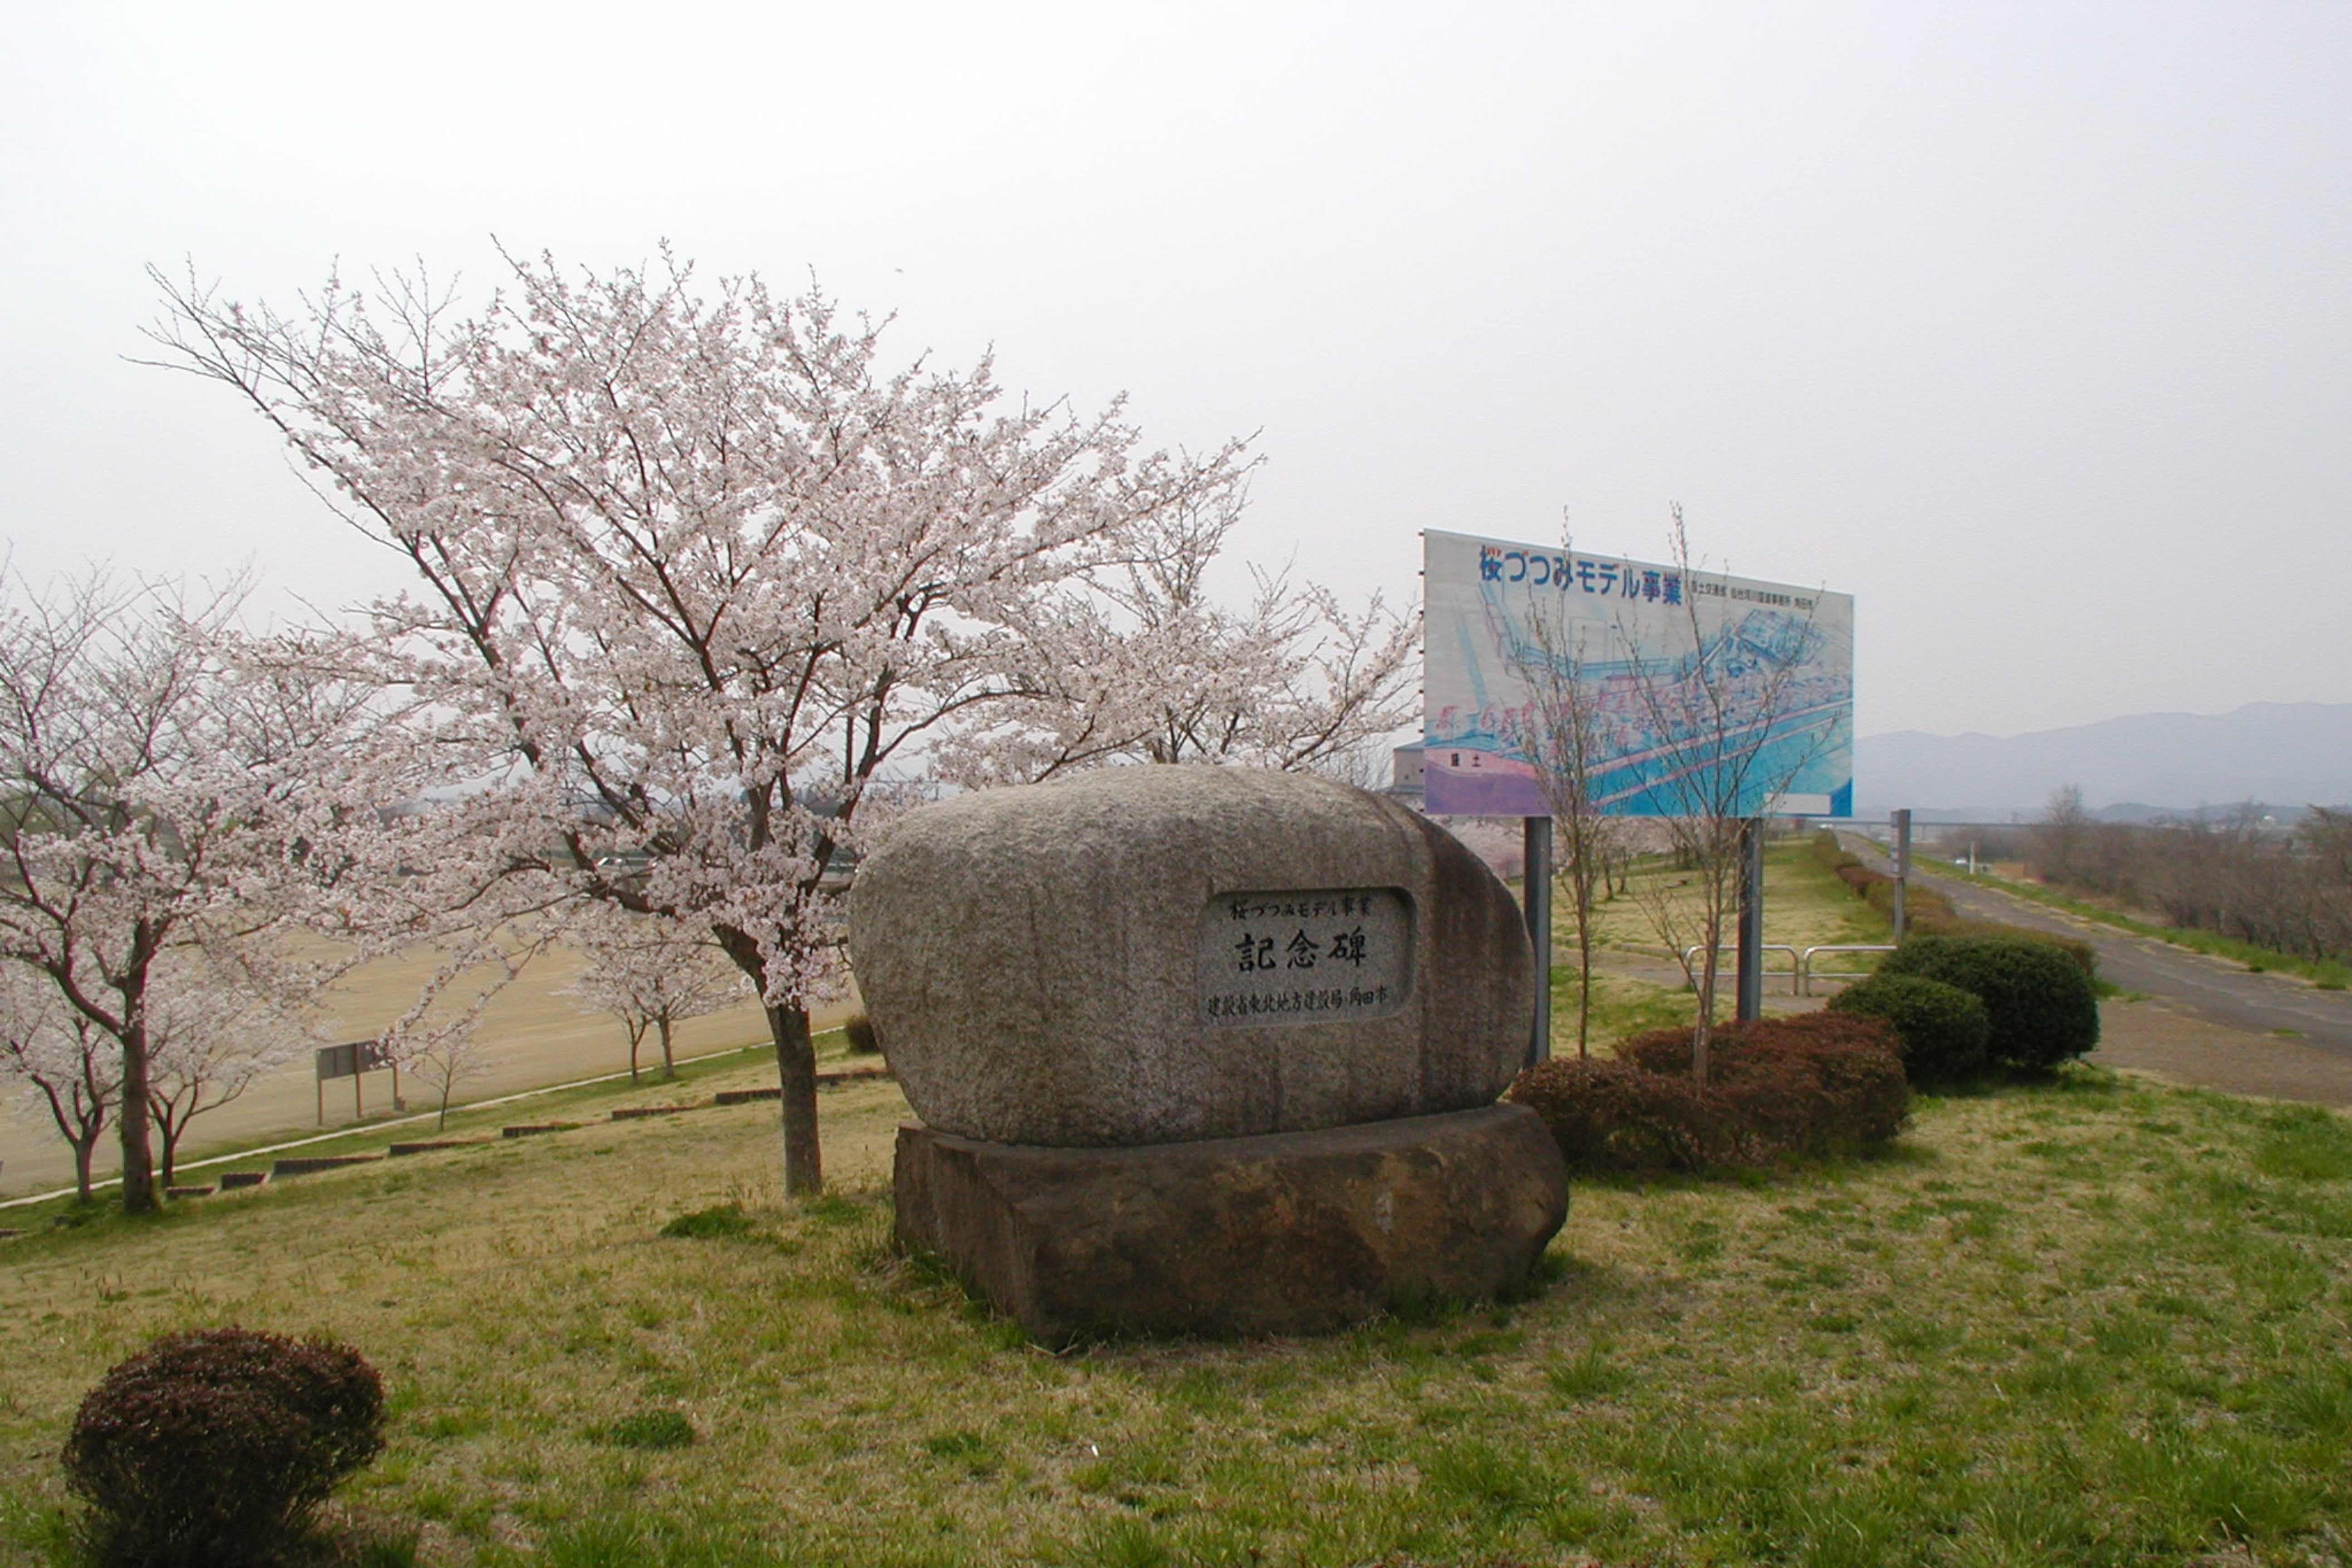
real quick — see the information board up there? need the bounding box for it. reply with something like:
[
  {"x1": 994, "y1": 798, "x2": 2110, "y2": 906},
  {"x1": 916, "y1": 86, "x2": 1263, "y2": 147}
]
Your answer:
[{"x1": 1422, "y1": 529, "x2": 1854, "y2": 818}]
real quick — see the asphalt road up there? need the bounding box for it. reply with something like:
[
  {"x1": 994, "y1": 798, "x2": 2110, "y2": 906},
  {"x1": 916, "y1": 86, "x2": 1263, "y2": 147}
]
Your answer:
[{"x1": 1842, "y1": 836, "x2": 2352, "y2": 1060}]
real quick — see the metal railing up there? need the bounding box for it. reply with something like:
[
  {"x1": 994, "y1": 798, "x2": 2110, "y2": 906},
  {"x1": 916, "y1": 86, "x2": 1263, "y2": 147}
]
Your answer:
[
  {"x1": 1682, "y1": 944, "x2": 1803, "y2": 994},
  {"x1": 1676, "y1": 943, "x2": 1899, "y2": 997},
  {"x1": 1798, "y1": 944, "x2": 1897, "y2": 995}
]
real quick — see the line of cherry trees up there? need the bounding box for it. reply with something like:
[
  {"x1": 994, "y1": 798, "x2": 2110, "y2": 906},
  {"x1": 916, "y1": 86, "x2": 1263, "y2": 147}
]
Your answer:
[
  {"x1": 1, "y1": 250, "x2": 1415, "y2": 1211},
  {"x1": 2027, "y1": 787, "x2": 2352, "y2": 965}
]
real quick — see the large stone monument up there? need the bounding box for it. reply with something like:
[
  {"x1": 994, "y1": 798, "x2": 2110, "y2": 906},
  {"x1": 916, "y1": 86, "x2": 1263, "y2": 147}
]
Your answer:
[{"x1": 850, "y1": 766, "x2": 1568, "y2": 1341}]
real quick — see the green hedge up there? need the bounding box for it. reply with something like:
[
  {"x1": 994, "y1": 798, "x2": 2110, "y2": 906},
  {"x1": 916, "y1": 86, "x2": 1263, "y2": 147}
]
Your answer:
[
  {"x1": 1902, "y1": 915, "x2": 2097, "y2": 977},
  {"x1": 1828, "y1": 972, "x2": 1989, "y2": 1086},
  {"x1": 1808, "y1": 831, "x2": 2092, "y2": 972},
  {"x1": 1877, "y1": 933, "x2": 2099, "y2": 1071}
]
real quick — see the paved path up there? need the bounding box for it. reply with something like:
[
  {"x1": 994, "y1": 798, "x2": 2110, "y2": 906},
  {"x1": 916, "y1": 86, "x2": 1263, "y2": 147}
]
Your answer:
[{"x1": 1841, "y1": 835, "x2": 2352, "y2": 1104}]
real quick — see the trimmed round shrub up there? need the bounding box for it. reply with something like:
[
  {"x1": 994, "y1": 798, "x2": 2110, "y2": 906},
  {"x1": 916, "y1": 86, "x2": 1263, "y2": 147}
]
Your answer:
[
  {"x1": 1878, "y1": 932, "x2": 2100, "y2": 1070},
  {"x1": 1505, "y1": 1058, "x2": 1736, "y2": 1174},
  {"x1": 843, "y1": 1012, "x2": 882, "y2": 1055},
  {"x1": 1828, "y1": 972, "x2": 1990, "y2": 1086},
  {"x1": 62, "y1": 1328, "x2": 383, "y2": 1568}
]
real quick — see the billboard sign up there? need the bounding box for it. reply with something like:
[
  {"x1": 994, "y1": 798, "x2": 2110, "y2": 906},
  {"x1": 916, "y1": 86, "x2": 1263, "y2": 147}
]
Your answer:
[
  {"x1": 314, "y1": 1039, "x2": 394, "y2": 1082},
  {"x1": 1422, "y1": 529, "x2": 1854, "y2": 818}
]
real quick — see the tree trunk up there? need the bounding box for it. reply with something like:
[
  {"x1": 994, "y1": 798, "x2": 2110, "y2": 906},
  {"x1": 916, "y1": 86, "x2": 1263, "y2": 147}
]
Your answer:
[
  {"x1": 71, "y1": 1135, "x2": 97, "y2": 1204},
  {"x1": 1577, "y1": 939, "x2": 1594, "y2": 1059},
  {"x1": 767, "y1": 1002, "x2": 822, "y2": 1196},
  {"x1": 658, "y1": 1018, "x2": 676, "y2": 1080},
  {"x1": 1692, "y1": 946, "x2": 1718, "y2": 1088},
  {"x1": 118, "y1": 1019, "x2": 157, "y2": 1215}
]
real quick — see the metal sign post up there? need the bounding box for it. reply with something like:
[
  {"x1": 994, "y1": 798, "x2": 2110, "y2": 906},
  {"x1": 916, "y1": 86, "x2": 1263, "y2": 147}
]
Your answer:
[
  {"x1": 1523, "y1": 816, "x2": 1553, "y2": 1067},
  {"x1": 1891, "y1": 808, "x2": 1912, "y2": 942},
  {"x1": 1735, "y1": 818, "x2": 1766, "y2": 1022},
  {"x1": 314, "y1": 1040, "x2": 389, "y2": 1125}
]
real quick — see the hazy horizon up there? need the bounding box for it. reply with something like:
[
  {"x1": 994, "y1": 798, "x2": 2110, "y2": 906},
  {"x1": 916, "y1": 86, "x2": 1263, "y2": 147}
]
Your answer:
[{"x1": 1864, "y1": 697, "x2": 2352, "y2": 743}]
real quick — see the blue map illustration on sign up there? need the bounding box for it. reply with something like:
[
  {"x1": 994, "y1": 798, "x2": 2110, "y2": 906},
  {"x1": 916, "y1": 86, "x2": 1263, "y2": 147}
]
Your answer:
[{"x1": 1421, "y1": 530, "x2": 1854, "y2": 819}]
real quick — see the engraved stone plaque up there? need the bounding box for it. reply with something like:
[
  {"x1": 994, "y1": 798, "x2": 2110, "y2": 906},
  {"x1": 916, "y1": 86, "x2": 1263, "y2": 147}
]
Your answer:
[
  {"x1": 852, "y1": 765, "x2": 1532, "y2": 1146},
  {"x1": 1198, "y1": 887, "x2": 1413, "y2": 1025}
]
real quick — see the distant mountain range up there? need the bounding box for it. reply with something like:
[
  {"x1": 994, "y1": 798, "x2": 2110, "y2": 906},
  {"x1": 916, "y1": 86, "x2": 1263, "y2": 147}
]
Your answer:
[{"x1": 1855, "y1": 702, "x2": 2352, "y2": 821}]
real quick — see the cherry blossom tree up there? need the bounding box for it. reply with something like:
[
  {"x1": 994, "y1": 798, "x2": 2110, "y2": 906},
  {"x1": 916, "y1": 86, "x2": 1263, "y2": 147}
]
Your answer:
[
  {"x1": 565, "y1": 908, "x2": 749, "y2": 1081},
  {"x1": 945, "y1": 490, "x2": 1418, "y2": 780},
  {"x1": 149, "y1": 250, "x2": 1404, "y2": 1196},
  {"x1": 144, "y1": 954, "x2": 312, "y2": 1186},
  {"x1": 0, "y1": 960, "x2": 119, "y2": 1202},
  {"x1": 0, "y1": 566, "x2": 372, "y2": 1212}
]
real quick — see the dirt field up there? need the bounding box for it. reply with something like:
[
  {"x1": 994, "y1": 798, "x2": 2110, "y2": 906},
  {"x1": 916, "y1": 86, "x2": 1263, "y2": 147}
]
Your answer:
[{"x1": 0, "y1": 943, "x2": 860, "y2": 1202}]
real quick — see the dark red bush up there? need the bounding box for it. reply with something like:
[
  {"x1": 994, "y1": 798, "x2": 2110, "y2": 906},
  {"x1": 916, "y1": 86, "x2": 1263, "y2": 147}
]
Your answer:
[
  {"x1": 1510, "y1": 1013, "x2": 1908, "y2": 1175},
  {"x1": 1504, "y1": 1057, "x2": 1737, "y2": 1173},
  {"x1": 1616, "y1": 1013, "x2": 1911, "y2": 1158},
  {"x1": 1834, "y1": 862, "x2": 1883, "y2": 893},
  {"x1": 62, "y1": 1328, "x2": 383, "y2": 1568}
]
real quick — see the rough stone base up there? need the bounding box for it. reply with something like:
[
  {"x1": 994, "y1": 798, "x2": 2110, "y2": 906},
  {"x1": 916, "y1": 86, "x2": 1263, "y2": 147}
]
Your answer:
[{"x1": 894, "y1": 1103, "x2": 1569, "y2": 1343}]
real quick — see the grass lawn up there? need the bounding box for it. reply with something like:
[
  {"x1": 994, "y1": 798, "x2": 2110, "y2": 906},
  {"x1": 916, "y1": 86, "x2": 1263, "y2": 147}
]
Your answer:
[
  {"x1": 5, "y1": 1048, "x2": 2352, "y2": 1567},
  {"x1": 1544, "y1": 835, "x2": 1895, "y2": 1053},
  {"x1": 1568, "y1": 838, "x2": 1890, "y2": 967}
]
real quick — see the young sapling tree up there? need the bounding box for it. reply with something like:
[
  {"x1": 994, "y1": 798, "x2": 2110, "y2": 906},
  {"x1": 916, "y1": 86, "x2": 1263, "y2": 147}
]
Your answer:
[
  {"x1": 565, "y1": 909, "x2": 749, "y2": 1080},
  {"x1": 1613, "y1": 507, "x2": 1841, "y2": 1084}
]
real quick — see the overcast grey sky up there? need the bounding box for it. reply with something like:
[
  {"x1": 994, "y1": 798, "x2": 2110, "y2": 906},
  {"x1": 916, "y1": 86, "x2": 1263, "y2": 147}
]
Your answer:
[{"x1": 3, "y1": 0, "x2": 2346, "y2": 740}]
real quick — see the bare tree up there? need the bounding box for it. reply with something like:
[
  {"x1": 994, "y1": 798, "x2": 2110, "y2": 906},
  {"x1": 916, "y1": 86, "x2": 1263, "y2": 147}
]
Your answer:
[
  {"x1": 2024, "y1": 796, "x2": 2352, "y2": 970},
  {"x1": 2029, "y1": 785, "x2": 2094, "y2": 884},
  {"x1": 1615, "y1": 507, "x2": 1842, "y2": 1083},
  {"x1": 1507, "y1": 542, "x2": 1624, "y2": 1056}
]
